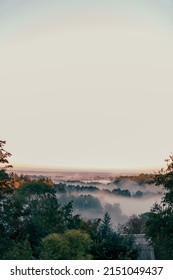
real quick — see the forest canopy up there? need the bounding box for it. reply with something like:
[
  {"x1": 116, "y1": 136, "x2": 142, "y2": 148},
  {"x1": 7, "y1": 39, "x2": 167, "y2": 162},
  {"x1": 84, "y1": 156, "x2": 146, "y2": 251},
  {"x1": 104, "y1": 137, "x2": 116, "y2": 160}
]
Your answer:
[{"x1": 0, "y1": 140, "x2": 173, "y2": 259}]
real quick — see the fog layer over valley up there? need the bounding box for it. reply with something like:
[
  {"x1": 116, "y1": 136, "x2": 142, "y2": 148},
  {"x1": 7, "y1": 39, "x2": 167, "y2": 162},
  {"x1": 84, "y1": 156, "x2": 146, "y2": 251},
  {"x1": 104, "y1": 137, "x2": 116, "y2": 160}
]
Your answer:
[
  {"x1": 53, "y1": 174, "x2": 163, "y2": 227},
  {"x1": 15, "y1": 170, "x2": 162, "y2": 227}
]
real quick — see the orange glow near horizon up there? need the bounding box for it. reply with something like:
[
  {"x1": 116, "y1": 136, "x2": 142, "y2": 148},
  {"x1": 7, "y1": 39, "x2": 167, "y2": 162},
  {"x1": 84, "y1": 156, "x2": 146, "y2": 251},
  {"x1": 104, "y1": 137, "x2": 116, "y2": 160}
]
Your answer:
[{"x1": 1, "y1": 1, "x2": 173, "y2": 173}]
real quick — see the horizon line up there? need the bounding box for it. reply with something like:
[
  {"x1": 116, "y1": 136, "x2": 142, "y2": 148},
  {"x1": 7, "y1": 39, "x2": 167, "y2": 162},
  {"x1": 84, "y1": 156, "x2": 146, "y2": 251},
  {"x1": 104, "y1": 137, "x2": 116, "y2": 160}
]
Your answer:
[{"x1": 9, "y1": 164, "x2": 162, "y2": 175}]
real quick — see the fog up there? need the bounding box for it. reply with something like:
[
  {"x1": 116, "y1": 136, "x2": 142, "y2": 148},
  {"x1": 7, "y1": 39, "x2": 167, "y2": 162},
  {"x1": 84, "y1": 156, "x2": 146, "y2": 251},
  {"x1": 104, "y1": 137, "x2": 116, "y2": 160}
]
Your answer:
[
  {"x1": 112, "y1": 180, "x2": 163, "y2": 194},
  {"x1": 55, "y1": 179, "x2": 163, "y2": 227}
]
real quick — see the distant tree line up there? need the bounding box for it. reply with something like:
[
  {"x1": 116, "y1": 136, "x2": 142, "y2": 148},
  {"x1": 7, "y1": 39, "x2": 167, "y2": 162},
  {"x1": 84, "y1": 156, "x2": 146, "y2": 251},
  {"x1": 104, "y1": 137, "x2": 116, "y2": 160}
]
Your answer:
[
  {"x1": 55, "y1": 182, "x2": 160, "y2": 198},
  {"x1": 0, "y1": 141, "x2": 138, "y2": 260},
  {"x1": 1, "y1": 140, "x2": 173, "y2": 259}
]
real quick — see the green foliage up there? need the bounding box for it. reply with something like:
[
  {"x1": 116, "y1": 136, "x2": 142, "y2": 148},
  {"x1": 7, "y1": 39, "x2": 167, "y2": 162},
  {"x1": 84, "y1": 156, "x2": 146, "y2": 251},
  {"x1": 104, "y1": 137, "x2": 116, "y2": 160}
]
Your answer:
[
  {"x1": 145, "y1": 203, "x2": 173, "y2": 259},
  {"x1": 39, "y1": 233, "x2": 69, "y2": 260},
  {"x1": 63, "y1": 230, "x2": 93, "y2": 260},
  {"x1": 3, "y1": 239, "x2": 33, "y2": 260},
  {"x1": 80, "y1": 218, "x2": 101, "y2": 241},
  {"x1": 0, "y1": 139, "x2": 142, "y2": 260},
  {"x1": 0, "y1": 141, "x2": 13, "y2": 195},
  {"x1": 93, "y1": 228, "x2": 138, "y2": 260},
  {"x1": 15, "y1": 183, "x2": 78, "y2": 256},
  {"x1": 118, "y1": 213, "x2": 149, "y2": 234},
  {"x1": 145, "y1": 155, "x2": 173, "y2": 259},
  {"x1": 92, "y1": 213, "x2": 139, "y2": 260},
  {"x1": 0, "y1": 236, "x2": 10, "y2": 259},
  {"x1": 98, "y1": 212, "x2": 112, "y2": 238},
  {"x1": 0, "y1": 195, "x2": 26, "y2": 240},
  {"x1": 17, "y1": 180, "x2": 56, "y2": 198},
  {"x1": 39, "y1": 230, "x2": 92, "y2": 260}
]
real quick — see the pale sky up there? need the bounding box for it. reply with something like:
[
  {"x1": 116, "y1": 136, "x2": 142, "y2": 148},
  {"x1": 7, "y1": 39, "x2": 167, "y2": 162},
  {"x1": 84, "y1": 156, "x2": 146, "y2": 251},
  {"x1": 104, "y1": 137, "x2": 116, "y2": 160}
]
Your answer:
[{"x1": 1, "y1": 0, "x2": 173, "y2": 172}]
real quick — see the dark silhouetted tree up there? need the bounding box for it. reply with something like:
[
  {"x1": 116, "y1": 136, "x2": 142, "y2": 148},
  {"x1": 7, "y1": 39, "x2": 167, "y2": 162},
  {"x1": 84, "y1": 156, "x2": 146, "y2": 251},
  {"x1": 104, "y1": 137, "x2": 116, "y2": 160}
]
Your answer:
[
  {"x1": 0, "y1": 140, "x2": 13, "y2": 194},
  {"x1": 145, "y1": 155, "x2": 173, "y2": 259},
  {"x1": 118, "y1": 213, "x2": 149, "y2": 234}
]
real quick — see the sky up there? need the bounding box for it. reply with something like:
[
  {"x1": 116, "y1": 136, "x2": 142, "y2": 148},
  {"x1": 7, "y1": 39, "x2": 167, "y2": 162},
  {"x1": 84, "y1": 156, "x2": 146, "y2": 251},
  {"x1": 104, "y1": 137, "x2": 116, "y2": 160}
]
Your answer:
[{"x1": 1, "y1": 0, "x2": 173, "y2": 172}]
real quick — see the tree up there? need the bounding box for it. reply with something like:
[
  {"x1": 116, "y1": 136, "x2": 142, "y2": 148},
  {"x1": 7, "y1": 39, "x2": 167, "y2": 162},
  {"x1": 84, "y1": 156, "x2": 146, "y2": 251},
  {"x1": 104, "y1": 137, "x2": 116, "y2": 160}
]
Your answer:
[
  {"x1": 15, "y1": 181, "x2": 62, "y2": 255},
  {"x1": 112, "y1": 188, "x2": 131, "y2": 197},
  {"x1": 0, "y1": 140, "x2": 18, "y2": 259},
  {"x1": 118, "y1": 213, "x2": 149, "y2": 234},
  {"x1": 39, "y1": 230, "x2": 92, "y2": 260},
  {"x1": 73, "y1": 194, "x2": 102, "y2": 213},
  {"x1": 3, "y1": 239, "x2": 33, "y2": 260},
  {"x1": 154, "y1": 155, "x2": 173, "y2": 206},
  {"x1": 0, "y1": 140, "x2": 12, "y2": 169},
  {"x1": 39, "y1": 233, "x2": 69, "y2": 260},
  {"x1": 63, "y1": 230, "x2": 92, "y2": 260},
  {"x1": 98, "y1": 212, "x2": 112, "y2": 238},
  {"x1": 0, "y1": 140, "x2": 13, "y2": 194},
  {"x1": 145, "y1": 203, "x2": 173, "y2": 259},
  {"x1": 145, "y1": 155, "x2": 173, "y2": 259},
  {"x1": 13, "y1": 181, "x2": 86, "y2": 257},
  {"x1": 92, "y1": 213, "x2": 138, "y2": 260}
]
